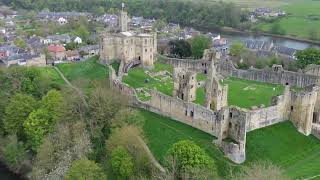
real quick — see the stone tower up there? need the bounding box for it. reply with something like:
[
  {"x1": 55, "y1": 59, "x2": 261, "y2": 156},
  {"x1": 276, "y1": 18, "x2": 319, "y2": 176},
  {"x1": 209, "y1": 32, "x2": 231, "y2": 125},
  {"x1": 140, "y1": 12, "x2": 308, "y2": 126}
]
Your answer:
[
  {"x1": 205, "y1": 60, "x2": 228, "y2": 111},
  {"x1": 173, "y1": 68, "x2": 197, "y2": 102},
  {"x1": 119, "y1": 4, "x2": 128, "y2": 32}
]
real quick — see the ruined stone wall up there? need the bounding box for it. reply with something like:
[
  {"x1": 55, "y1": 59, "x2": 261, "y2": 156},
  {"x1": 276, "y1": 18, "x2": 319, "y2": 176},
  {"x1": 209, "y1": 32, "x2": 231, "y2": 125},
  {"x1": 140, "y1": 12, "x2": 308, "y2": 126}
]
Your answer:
[
  {"x1": 217, "y1": 60, "x2": 320, "y2": 87},
  {"x1": 287, "y1": 85, "x2": 319, "y2": 135},
  {"x1": 160, "y1": 54, "x2": 320, "y2": 88},
  {"x1": 158, "y1": 55, "x2": 209, "y2": 74},
  {"x1": 304, "y1": 64, "x2": 320, "y2": 77},
  {"x1": 143, "y1": 90, "x2": 223, "y2": 137}
]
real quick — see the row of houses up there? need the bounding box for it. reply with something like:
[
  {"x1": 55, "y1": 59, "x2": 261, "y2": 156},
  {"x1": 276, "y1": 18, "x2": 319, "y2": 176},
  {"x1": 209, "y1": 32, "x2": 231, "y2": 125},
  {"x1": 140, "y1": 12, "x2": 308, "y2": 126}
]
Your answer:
[
  {"x1": 244, "y1": 40, "x2": 298, "y2": 58},
  {"x1": 47, "y1": 44, "x2": 99, "y2": 62}
]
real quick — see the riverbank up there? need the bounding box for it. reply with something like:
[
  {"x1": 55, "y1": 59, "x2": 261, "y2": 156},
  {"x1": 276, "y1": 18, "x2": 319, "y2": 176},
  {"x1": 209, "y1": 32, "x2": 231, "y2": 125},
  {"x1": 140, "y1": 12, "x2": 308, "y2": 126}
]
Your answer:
[{"x1": 220, "y1": 27, "x2": 320, "y2": 46}]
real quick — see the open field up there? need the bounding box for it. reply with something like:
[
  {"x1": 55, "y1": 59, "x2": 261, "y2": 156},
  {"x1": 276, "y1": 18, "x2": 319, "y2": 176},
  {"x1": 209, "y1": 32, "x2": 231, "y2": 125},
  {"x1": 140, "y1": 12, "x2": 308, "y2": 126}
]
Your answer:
[
  {"x1": 141, "y1": 109, "x2": 320, "y2": 178},
  {"x1": 256, "y1": 0, "x2": 320, "y2": 39},
  {"x1": 180, "y1": 0, "x2": 288, "y2": 8},
  {"x1": 222, "y1": 77, "x2": 284, "y2": 108}
]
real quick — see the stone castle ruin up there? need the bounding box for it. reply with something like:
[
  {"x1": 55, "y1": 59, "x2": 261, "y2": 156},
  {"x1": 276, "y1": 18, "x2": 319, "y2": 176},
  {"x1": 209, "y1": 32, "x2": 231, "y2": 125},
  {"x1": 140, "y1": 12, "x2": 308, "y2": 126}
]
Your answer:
[
  {"x1": 107, "y1": 41, "x2": 320, "y2": 163},
  {"x1": 173, "y1": 68, "x2": 197, "y2": 102},
  {"x1": 100, "y1": 6, "x2": 157, "y2": 74}
]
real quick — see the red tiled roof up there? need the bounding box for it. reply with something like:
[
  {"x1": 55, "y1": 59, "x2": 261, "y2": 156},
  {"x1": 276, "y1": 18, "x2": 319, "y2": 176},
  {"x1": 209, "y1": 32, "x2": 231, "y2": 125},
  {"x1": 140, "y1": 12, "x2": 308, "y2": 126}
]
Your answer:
[{"x1": 48, "y1": 45, "x2": 65, "y2": 52}]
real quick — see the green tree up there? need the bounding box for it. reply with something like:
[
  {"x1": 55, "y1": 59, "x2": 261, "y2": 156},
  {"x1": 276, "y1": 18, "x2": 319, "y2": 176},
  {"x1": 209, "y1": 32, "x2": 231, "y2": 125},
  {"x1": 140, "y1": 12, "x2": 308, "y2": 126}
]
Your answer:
[
  {"x1": 23, "y1": 108, "x2": 51, "y2": 151},
  {"x1": 190, "y1": 35, "x2": 211, "y2": 59},
  {"x1": 95, "y1": 6, "x2": 105, "y2": 16},
  {"x1": 111, "y1": 108, "x2": 144, "y2": 129},
  {"x1": 230, "y1": 42, "x2": 245, "y2": 57},
  {"x1": 270, "y1": 23, "x2": 286, "y2": 35},
  {"x1": 65, "y1": 158, "x2": 106, "y2": 180},
  {"x1": 0, "y1": 135, "x2": 27, "y2": 170},
  {"x1": 296, "y1": 48, "x2": 320, "y2": 68},
  {"x1": 41, "y1": 89, "x2": 64, "y2": 124},
  {"x1": 168, "y1": 39, "x2": 192, "y2": 58},
  {"x1": 111, "y1": 146, "x2": 134, "y2": 178},
  {"x1": 13, "y1": 38, "x2": 27, "y2": 49},
  {"x1": 4, "y1": 93, "x2": 38, "y2": 136},
  {"x1": 33, "y1": 121, "x2": 91, "y2": 179},
  {"x1": 166, "y1": 140, "x2": 214, "y2": 171}
]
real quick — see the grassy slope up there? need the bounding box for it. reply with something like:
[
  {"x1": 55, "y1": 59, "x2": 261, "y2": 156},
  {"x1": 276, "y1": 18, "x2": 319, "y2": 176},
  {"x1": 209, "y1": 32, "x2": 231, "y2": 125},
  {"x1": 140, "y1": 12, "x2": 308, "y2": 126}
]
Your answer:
[
  {"x1": 57, "y1": 56, "x2": 108, "y2": 81},
  {"x1": 56, "y1": 56, "x2": 108, "y2": 91},
  {"x1": 257, "y1": 0, "x2": 320, "y2": 39},
  {"x1": 222, "y1": 77, "x2": 284, "y2": 109},
  {"x1": 142, "y1": 109, "x2": 320, "y2": 178},
  {"x1": 246, "y1": 121, "x2": 320, "y2": 178},
  {"x1": 141, "y1": 109, "x2": 235, "y2": 177},
  {"x1": 39, "y1": 66, "x2": 65, "y2": 86}
]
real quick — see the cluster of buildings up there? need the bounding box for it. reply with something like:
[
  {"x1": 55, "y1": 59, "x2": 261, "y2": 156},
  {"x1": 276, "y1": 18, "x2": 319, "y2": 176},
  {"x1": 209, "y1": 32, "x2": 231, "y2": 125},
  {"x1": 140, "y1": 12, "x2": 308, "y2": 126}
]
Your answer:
[
  {"x1": 37, "y1": 11, "x2": 92, "y2": 25},
  {"x1": 0, "y1": 9, "x2": 99, "y2": 67},
  {"x1": 249, "y1": 7, "x2": 286, "y2": 22},
  {"x1": 243, "y1": 40, "x2": 297, "y2": 59}
]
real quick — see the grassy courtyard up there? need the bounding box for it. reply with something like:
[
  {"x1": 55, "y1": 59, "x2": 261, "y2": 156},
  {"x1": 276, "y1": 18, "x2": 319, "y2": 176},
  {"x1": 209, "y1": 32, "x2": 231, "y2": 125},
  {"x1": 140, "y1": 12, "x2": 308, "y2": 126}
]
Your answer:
[
  {"x1": 221, "y1": 77, "x2": 284, "y2": 109},
  {"x1": 122, "y1": 62, "x2": 174, "y2": 99},
  {"x1": 141, "y1": 109, "x2": 320, "y2": 179},
  {"x1": 256, "y1": 0, "x2": 320, "y2": 39}
]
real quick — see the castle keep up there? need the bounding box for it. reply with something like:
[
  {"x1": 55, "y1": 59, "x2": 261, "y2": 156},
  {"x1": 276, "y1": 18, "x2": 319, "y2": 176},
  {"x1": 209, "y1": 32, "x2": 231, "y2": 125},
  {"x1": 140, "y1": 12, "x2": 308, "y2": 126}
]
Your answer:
[{"x1": 100, "y1": 6, "x2": 157, "y2": 71}]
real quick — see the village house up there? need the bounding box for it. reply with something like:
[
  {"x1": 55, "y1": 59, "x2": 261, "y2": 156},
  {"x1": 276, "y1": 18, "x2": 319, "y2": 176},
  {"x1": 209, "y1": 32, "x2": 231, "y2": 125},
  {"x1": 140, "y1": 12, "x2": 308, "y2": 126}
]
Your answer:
[
  {"x1": 66, "y1": 50, "x2": 80, "y2": 61},
  {"x1": 58, "y1": 17, "x2": 68, "y2": 25},
  {"x1": 42, "y1": 34, "x2": 71, "y2": 44},
  {"x1": 26, "y1": 36, "x2": 43, "y2": 53},
  {"x1": 0, "y1": 27, "x2": 5, "y2": 34},
  {"x1": 0, "y1": 45, "x2": 25, "y2": 58},
  {"x1": 1, "y1": 53, "x2": 46, "y2": 67},
  {"x1": 48, "y1": 44, "x2": 66, "y2": 61},
  {"x1": 78, "y1": 45, "x2": 99, "y2": 58},
  {"x1": 73, "y1": 36, "x2": 82, "y2": 44},
  {"x1": 37, "y1": 11, "x2": 92, "y2": 22}
]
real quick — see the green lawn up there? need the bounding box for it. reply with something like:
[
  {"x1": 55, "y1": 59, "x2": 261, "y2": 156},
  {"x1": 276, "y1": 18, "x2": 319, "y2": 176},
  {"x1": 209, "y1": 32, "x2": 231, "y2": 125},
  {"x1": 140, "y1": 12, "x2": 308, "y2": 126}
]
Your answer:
[
  {"x1": 256, "y1": 0, "x2": 320, "y2": 39},
  {"x1": 221, "y1": 77, "x2": 284, "y2": 109},
  {"x1": 123, "y1": 62, "x2": 174, "y2": 97},
  {"x1": 56, "y1": 56, "x2": 108, "y2": 91},
  {"x1": 141, "y1": 109, "x2": 320, "y2": 178},
  {"x1": 246, "y1": 121, "x2": 320, "y2": 179}
]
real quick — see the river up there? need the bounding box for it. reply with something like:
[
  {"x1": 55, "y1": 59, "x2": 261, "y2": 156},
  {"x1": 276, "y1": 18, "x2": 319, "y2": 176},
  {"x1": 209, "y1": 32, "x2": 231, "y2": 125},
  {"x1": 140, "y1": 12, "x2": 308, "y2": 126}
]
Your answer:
[
  {"x1": 0, "y1": 162, "x2": 24, "y2": 180},
  {"x1": 213, "y1": 31, "x2": 320, "y2": 50}
]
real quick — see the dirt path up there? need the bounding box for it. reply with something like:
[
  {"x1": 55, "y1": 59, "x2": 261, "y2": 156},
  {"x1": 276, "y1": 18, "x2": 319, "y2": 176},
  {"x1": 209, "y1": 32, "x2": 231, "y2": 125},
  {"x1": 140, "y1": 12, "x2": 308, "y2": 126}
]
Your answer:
[
  {"x1": 53, "y1": 66, "x2": 88, "y2": 108},
  {"x1": 136, "y1": 135, "x2": 166, "y2": 173}
]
